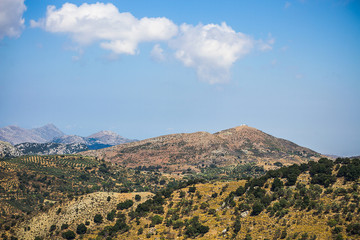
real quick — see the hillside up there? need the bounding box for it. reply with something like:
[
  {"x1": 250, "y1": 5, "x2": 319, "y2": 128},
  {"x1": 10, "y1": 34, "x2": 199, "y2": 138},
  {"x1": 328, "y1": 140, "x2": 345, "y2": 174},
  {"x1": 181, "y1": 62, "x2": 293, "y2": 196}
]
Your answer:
[
  {"x1": 53, "y1": 131, "x2": 136, "y2": 150},
  {"x1": 15, "y1": 192, "x2": 153, "y2": 240},
  {"x1": 1, "y1": 157, "x2": 359, "y2": 240},
  {"x1": 15, "y1": 142, "x2": 88, "y2": 155},
  {"x1": 0, "y1": 154, "x2": 177, "y2": 235},
  {"x1": 80, "y1": 125, "x2": 320, "y2": 172},
  {"x1": 0, "y1": 141, "x2": 21, "y2": 158}
]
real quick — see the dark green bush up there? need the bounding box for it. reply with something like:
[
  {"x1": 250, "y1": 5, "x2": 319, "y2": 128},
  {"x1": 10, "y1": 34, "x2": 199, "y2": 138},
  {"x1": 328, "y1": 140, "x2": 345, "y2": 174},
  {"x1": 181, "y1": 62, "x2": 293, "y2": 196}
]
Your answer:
[
  {"x1": 76, "y1": 223, "x2": 87, "y2": 234},
  {"x1": 117, "y1": 200, "x2": 134, "y2": 210},
  {"x1": 94, "y1": 214, "x2": 103, "y2": 224},
  {"x1": 61, "y1": 230, "x2": 76, "y2": 239}
]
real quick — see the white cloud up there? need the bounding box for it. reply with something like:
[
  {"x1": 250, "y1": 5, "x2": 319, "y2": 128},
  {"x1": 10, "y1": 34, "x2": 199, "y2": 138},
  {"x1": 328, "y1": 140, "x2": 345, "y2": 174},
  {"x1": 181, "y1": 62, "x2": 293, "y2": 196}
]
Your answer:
[
  {"x1": 31, "y1": 3, "x2": 275, "y2": 84},
  {"x1": 0, "y1": 0, "x2": 26, "y2": 39},
  {"x1": 284, "y1": 2, "x2": 291, "y2": 9},
  {"x1": 151, "y1": 44, "x2": 166, "y2": 61},
  {"x1": 170, "y1": 23, "x2": 255, "y2": 84},
  {"x1": 31, "y1": 2, "x2": 178, "y2": 55}
]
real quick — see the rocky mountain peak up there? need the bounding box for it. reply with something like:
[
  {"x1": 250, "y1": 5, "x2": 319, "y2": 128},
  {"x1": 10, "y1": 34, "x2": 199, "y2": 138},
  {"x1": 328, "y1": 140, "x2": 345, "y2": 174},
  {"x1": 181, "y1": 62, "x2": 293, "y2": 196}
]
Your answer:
[{"x1": 88, "y1": 130, "x2": 120, "y2": 138}]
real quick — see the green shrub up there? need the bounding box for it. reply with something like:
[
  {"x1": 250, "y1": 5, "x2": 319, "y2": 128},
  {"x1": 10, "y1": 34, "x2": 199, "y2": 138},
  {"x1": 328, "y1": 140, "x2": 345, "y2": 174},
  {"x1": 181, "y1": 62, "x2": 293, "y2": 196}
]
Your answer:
[
  {"x1": 61, "y1": 224, "x2": 68, "y2": 230},
  {"x1": 61, "y1": 230, "x2": 76, "y2": 239},
  {"x1": 94, "y1": 214, "x2": 103, "y2": 224},
  {"x1": 151, "y1": 215, "x2": 163, "y2": 225},
  {"x1": 188, "y1": 186, "x2": 196, "y2": 193},
  {"x1": 251, "y1": 202, "x2": 264, "y2": 216},
  {"x1": 346, "y1": 223, "x2": 360, "y2": 235},
  {"x1": 184, "y1": 216, "x2": 209, "y2": 237},
  {"x1": 135, "y1": 194, "x2": 141, "y2": 202},
  {"x1": 76, "y1": 223, "x2": 87, "y2": 234},
  {"x1": 107, "y1": 210, "x2": 116, "y2": 221},
  {"x1": 49, "y1": 225, "x2": 56, "y2": 232},
  {"x1": 233, "y1": 216, "x2": 241, "y2": 234},
  {"x1": 117, "y1": 200, "x2": 134, "y2": 210}
]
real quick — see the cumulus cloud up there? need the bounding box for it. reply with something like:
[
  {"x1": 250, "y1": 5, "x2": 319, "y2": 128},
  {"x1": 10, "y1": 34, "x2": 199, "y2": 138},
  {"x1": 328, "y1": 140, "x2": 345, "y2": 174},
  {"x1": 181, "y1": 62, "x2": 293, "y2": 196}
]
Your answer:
[
  {"x1": 151, "y1": 44, "x2": 166, "y2": 61},
  {"x1": 31, "y1": 3, "x2": 274, "y2": 84},
  {"x1": 31, "y1": 2, "x2": 178, "y2": 55},
  {"x1": 170, "y1": 23, "x2": 254, "y2": 84},
  {"x1": 0, "y1": 0, "x2": 26, "y2": 39}
]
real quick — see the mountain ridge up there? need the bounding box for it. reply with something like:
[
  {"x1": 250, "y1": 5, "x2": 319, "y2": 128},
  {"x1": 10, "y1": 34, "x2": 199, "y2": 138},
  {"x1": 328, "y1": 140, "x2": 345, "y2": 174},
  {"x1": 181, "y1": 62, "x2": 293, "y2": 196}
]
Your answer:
[
  {"x1": 53, "y1": 130, "x2": 136, "y2": 150},
  {"x1": 80, "y1": 125, "x2": 320, "y2": 172},
  {"x1": 0, "y1": 124, "x2": 135, "y2": 152},
  {"x1": 0, "y1": 124, "x2": 64, "y2": 145}
]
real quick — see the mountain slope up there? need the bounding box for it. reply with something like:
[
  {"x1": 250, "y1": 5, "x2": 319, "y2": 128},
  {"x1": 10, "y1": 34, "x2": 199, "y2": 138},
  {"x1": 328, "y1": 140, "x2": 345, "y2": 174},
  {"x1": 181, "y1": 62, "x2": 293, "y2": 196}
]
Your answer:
[
  {"x1": 53, "y1": 131, "x2": 135, "y2": 150},
  {"x1": 0, "y1": 124, "x2": 64, "y2": 145},
  {"x1": 80, "y1": 125, "x2": 320, "y2": 171},
  {"x1": 15, "y1": 142, "x2": 88, "y2": 155},
  {"x1": 0, "y1": 141, "x2": 21, "y2": 158},
  {"x1": 30, "y1": 124, "x2": 65, "y2": 141}
]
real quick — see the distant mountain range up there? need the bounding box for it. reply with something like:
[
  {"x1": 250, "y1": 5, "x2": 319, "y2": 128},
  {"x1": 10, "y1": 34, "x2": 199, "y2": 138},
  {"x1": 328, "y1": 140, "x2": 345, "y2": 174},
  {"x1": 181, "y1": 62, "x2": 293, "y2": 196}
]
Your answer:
[
  {"x1": 52, "y1": 130, "x2": 136, "y2": 150},
  {"x1": 0, "y1": 124, "x2": 64, "y2": 145},
  {"x1": 0, "y1": 124, "x2": 135, "y2": 157},
  {"x1": 80, "y1": 125, "x2": 321, "y2": 172}
]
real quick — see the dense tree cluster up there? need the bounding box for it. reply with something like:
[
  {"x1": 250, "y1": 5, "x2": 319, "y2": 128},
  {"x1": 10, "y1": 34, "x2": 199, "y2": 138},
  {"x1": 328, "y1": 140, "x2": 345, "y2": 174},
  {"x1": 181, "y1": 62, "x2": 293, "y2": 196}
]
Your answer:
[{"x1": 116, "y1": 199, "x2": 134, "y2": 210}]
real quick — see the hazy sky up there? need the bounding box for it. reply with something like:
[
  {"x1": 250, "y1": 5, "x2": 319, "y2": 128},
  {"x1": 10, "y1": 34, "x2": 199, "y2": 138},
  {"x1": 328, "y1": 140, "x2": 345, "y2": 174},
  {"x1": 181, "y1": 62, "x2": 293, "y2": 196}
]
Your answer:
[{"x1": 1, "y1": 0, "x2": 359, "y2": 156}]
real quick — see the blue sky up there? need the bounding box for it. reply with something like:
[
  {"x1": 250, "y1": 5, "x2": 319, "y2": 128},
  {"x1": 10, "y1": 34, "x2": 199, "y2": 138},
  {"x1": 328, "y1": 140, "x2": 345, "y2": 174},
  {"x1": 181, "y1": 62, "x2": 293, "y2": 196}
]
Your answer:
[{"x1": 1, "y1": 0, "x2": 359, "y2": 156}]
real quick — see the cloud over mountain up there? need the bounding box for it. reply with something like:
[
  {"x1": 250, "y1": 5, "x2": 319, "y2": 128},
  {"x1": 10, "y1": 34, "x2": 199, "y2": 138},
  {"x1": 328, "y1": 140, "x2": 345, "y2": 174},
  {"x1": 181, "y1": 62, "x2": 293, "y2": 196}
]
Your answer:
[{"x1": 0, "y1": 0, "x2": 26, "y2": 39}]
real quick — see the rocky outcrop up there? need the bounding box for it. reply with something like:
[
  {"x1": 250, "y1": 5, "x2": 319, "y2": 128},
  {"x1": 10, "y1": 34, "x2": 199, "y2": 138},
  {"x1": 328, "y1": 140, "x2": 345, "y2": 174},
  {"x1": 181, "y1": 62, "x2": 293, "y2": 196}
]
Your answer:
[
  {"x1": 53, "y1": 131, "x2": 136, "y2": 150},
  {"x1": 0, "y1": 141, "x2": 21, "y2": 158},
  {"x1": 15, "y1": 142, "x2": 88, "y2": 155}
]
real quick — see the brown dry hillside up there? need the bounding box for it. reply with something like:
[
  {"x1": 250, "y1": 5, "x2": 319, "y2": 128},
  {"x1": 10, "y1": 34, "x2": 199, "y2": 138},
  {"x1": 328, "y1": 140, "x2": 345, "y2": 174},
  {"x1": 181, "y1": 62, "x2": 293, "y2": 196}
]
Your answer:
[
  {"x1": 80, "y1": 126, "x2": 320, "y2": 171},
  {"x1": 14, "y1": 192, "x2": 153, "y2": 240}
]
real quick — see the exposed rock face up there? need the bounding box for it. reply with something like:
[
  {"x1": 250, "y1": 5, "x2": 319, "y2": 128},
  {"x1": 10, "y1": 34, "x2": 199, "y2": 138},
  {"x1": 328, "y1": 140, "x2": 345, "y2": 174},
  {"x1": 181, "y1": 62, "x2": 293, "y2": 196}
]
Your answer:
[
  {"x1": 52, "y1": 135, "x2": 87, "y2": 145},
  {"x1": 53, "y1": 131, "x2": 135, "y2": 150},
  {"x1": 0, "y1": 124, "x2": 64, "y2": 145},
  {"x1": 30, "y1": 124, "x2": 65, "y2": 142},
  {"x1": 0, "y1": 141, "x2": 21, "y2": 158},
  {"x1": 80, "y1": 125, "x2": 320, "y2": 170},
  {"x1": 15, "y1": 142, "x2": 88, "y2": 155},
  {"x1": 87, "y1": 130, "x2": 135, "y2": 145}
]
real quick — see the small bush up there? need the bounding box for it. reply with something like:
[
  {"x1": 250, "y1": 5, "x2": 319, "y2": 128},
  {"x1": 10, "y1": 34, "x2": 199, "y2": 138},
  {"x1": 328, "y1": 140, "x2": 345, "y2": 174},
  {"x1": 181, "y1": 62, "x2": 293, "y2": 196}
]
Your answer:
[
  {"x1": 61, "y1": 224, "x2": 68, "y2": 230},
  {"x1": 117, "y1": 200, "x2": 134, "y2": 210},
  {"x1": 61, "y1": 230, "x2": 76, "y2": 240},
  {"x1": 76, "y1": 223, "x2": 87, "y2": 234},
  {"x1": 135, "y1": 194, "x2": 141, "y2": 202},
  {"x1": 49, "y1": 225, "x2": 56, "y2": 232},
  {"x1": 151, "y1": 215, "x2": 163, "y2": 225},
  {"x1": 188, "y1": 186, "x2": 196, "y2": 193},
  {"x1": 94, "y1": 214, "x2": 103, "y2": 224}
]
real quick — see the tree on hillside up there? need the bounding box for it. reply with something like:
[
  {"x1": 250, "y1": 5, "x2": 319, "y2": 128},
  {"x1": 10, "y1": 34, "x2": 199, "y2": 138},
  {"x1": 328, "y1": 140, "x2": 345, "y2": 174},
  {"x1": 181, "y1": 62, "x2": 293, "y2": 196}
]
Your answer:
[
  {"x1": 76, "y1": 223, "x2": 87, "y2": 234},
  {"x1": 62, "y1": 230, "x2": 76, "y2": 239},
  {"x1": 94, "y1": 214, "x2": 103, "y2": 224}
]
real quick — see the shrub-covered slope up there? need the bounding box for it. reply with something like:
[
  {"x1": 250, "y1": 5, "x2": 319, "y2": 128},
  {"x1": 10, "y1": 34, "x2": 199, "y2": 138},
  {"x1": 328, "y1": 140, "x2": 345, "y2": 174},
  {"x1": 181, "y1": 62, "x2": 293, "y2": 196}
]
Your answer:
[{"x1": 64, "y1": 158, "x2": 359, "y2": 240}]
